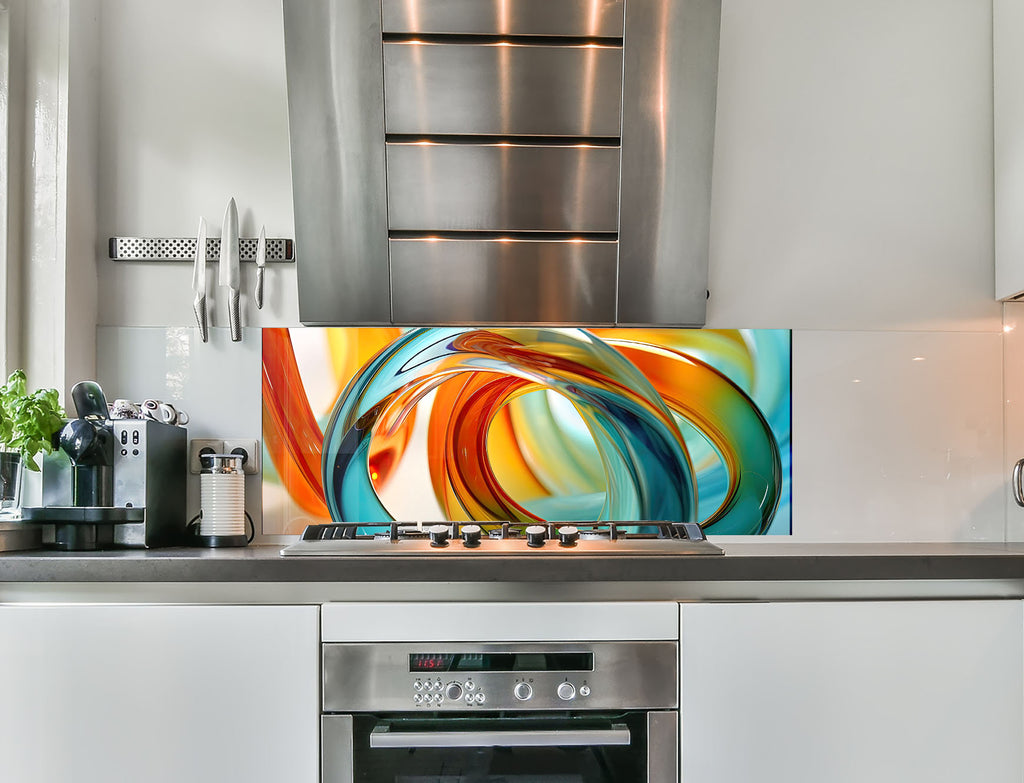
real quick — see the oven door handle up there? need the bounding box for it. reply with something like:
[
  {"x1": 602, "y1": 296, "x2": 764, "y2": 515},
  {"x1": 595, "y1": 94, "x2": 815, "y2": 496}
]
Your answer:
[{"x1": 369, "y1": 723, "x2": 631, "y2": 748}]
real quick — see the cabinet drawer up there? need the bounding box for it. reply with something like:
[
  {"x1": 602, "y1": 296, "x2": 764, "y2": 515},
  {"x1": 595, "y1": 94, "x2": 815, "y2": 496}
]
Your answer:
[
  {"x1": 384, "y1": 42, "x2": 623, "y2": 137},
  {"x1": 386, "y1": 142, "x2": 621, "y2": 232},
  {"x1": 390, "y1": 238, "x2": 617, "y2": 323},
  {"x1": 382, "y1": 0, "x2": 625, "y2": 37}
]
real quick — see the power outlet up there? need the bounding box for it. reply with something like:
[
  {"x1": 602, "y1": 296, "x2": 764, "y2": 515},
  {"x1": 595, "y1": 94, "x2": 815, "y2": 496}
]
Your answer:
[
  {"x1": 189, "y1": 439, "x2": 224, "y2": 474},
  {"x1": 223, "y1": 438, "x2": 261, "y2": 475}
]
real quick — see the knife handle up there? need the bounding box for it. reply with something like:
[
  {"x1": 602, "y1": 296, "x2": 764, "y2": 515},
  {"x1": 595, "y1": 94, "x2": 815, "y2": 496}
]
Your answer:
[
  {"x1": 193, "y1": 294, "x2": 209, "y2": 343},
  {"x1": 229, "y1": 289, "x2": 241, "y2": 342},
  {"x1": 255, "y1": 267, "x2": 265, "y2": 310}
]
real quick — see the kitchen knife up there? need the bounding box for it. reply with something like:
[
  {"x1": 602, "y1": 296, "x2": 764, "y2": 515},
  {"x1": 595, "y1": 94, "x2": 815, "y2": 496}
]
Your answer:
[
  {"x1": 192, "y1": 216, "x2": 209, "y2": 342},
  {"x1": 254, "y1": 224, "x2": 266, "y2": 310},
  {"x1": 219, "y1": 197, "x2": 241, "y2": 342}
]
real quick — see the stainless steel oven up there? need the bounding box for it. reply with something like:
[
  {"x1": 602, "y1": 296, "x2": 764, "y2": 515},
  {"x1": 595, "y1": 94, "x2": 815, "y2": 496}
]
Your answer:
[{"x1": 321, "y1": 641, "x2": 678, "y2": 783}]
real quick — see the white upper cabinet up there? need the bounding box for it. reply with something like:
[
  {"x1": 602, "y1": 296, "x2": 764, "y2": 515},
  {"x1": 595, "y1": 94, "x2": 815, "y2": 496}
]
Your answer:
[
  {"x1": 710, "y1": 0, "x2": 997, "y2": 331},
  {"x1": 996, "y1": 0, "x2": 1024, "y2": 300}
]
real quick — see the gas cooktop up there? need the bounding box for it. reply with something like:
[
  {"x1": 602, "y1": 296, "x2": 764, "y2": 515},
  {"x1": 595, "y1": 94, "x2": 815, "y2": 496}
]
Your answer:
[{"x1": 280, "y1": 521, "x2": 723, "y2": 557}]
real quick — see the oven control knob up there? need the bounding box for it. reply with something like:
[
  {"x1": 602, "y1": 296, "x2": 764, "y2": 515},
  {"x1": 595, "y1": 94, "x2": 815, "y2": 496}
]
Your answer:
[
  {"x1": 428, "y1": 524, "x2": 450, "y2": 547},
  {"x1": 445, "y1": 682, "x2": 463, "y2": 701},
  {"x1": 556, "y1": 682, "x2": 576, "y2": 701},
  {"x1": 514, "y1": 682, "x2": 533, "y2": 701},
  {"x1": 461, "y1": 524, "x2": 482, "y2": 548},
  {"x1": 557, "y1": 526, "x2": 579, "y2": 546},
  {"x1": 525, "y1": 525, "x2": 547, "y2": 548}
]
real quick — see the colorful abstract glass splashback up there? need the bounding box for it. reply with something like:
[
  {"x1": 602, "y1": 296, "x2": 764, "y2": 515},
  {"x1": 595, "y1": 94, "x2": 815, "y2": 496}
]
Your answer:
[{"x1": 262, "y1": 328, "x2": 792, "y2": 536}]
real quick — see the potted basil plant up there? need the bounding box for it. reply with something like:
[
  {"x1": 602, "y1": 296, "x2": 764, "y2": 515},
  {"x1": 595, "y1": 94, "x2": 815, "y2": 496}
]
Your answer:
[{"x1": 0, "y1": 370, "x2": 65, "y2": 516}]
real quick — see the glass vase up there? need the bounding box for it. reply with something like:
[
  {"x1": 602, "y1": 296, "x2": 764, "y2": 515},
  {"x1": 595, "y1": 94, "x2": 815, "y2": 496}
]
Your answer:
[{"x1": 0, "y1": 451, "x2": 23, "y2": 518}]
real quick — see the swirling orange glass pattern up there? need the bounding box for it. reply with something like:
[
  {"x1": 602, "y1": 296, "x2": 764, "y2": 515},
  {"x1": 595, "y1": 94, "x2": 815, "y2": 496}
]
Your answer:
[{"x1": 262, "y1": 327, "x2": 791, "y2": 535}]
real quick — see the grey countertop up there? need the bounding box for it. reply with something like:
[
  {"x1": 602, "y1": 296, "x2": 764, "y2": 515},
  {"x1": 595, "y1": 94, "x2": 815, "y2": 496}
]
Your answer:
[{"x1": 2, "y1": 541, "x2": 1024, "y2": 586}]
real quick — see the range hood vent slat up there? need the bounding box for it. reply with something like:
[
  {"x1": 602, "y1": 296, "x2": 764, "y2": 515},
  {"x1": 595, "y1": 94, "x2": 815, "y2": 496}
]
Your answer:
[
  {"x1": 382, "y1": 33, "x2": 624, "y2": 47},
  {"x1": 383, "y1": 39, "x2": 623, "y2": 138},
  {"x1": 388, "y1": 231, "x2": 619, "y2": 242},
  {"x1": 381, "y1": 0, "x2": 626, "y2": 38},
  {"x1": 385, "y1": 135, "x2": 621, "y2": 147},
  {"x1": 385, "y1": 142, "x2": 621, "y2": 234}
]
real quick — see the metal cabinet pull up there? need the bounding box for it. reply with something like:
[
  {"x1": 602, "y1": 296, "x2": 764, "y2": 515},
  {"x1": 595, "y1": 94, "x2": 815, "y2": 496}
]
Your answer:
[
  {"x1": 369, "y1": 723, "x2": 631, "y2": 748},
  {"x1": 1014, "y1": 459, "x2": 1024, "y2": 507}
]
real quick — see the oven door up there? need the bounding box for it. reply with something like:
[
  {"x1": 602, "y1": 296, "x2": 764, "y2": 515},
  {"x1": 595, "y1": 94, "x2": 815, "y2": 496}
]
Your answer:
[{"x1": 323, "y1": 711, "x2": 677, "y2": 783}]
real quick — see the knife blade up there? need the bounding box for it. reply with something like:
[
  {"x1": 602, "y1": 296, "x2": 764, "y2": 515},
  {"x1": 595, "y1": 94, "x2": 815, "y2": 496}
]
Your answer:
[
  {"x1": 219, "y1": 197, "x2": 241, "y2": 342},
  {"x1": 254, "y1": 224, "x2": 266, "y2": 310},
  {"x1": 191, "y1": 216, "x2": 209, "y2": 342}
]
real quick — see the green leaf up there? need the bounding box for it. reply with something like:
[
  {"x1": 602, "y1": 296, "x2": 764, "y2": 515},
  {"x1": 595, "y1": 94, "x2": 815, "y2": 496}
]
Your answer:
[{"x1": 0, "y1": 370, "x2": 65, "y2": 471}]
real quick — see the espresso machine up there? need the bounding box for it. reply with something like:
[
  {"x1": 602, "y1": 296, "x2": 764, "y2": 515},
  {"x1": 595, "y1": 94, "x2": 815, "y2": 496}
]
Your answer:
[{"x1": 22, "y1": 381, "x2": 187, "y2": 550}]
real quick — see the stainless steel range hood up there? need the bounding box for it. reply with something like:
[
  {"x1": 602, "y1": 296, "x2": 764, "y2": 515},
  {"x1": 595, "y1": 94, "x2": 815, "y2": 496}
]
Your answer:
[{"x1": 283, "y1": 0, "x2": 721, "y2": 326}]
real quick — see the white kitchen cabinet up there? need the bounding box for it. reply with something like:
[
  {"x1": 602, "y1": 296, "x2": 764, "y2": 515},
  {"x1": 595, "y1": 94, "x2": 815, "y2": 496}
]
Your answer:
[
  {"x1": 0, "y1": 604, "x2": 319, "y2": 783},
  {"x1": 996, "y1": 0, "x2": 1024, "y2": 300},
  {"x1": 679, "y1": 600, "x2": 1023, "y2": 783}
]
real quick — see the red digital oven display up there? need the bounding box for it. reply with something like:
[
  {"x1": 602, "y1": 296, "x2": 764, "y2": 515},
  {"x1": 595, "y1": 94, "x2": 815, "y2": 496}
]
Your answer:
[
  {"x1": 408, "y1": 652, "x2": 592, "y2": 673},
  {"x1": 410, "y1": 654, "x2": 456, "y2": 672}
]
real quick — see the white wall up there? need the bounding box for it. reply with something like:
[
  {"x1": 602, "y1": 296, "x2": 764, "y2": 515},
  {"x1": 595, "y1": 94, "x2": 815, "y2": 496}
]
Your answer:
[
  {"x1": 90, "y1": 0, "x2": 1007, "y2": 542},
  {"x1": 708, "y1": 0, "x2": 997, "y2": 333},
  {"x1": 96, "y1": 0, "x2": 296, "y2": 328}
]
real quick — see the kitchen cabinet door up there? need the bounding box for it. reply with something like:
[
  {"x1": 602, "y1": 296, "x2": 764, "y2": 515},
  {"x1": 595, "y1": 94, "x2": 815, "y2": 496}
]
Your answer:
[
  {"x1": 996, "y1": 0, "x2": 1024, "y2": 300},
  {"x1": 679, "y1": 600, "x2": 1023, "y2": 783},
  {"x1": 0, "y1": 604, "x2": 319, "y2": 783}
]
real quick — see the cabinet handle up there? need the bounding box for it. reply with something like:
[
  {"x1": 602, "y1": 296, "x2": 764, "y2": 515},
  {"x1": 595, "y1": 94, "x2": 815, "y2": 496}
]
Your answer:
[
  {"x1": 1013, "y1": 459, "x2": 1024, "y2": 507},
  {"x1": 369, "y1": 723, "x2": 630, "y2": 748}
]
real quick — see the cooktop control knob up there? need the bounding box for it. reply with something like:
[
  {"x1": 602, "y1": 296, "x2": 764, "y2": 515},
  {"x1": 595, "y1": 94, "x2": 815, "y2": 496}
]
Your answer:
[
  {"x1": 557, "y1": 525, "x2": 579, "y2": 546},
  {"x1": 514, "y1": 682, "x2": 533, "y2": 701},
  {"x1": 445, "y1": 682, "x2": 463, "y2": 701},
  {"x1": 461, "y1": 524, "x2": 482, "y2": 548},
  {"x1": 428, "y1": 524, "x2": 450, "y2": 547},
  {"x1": 557, "y1": 682, "x2": 576, "y2": 701},
  {"x1": 525, "y1": 525, "x2": 547, "y2": 548}
]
